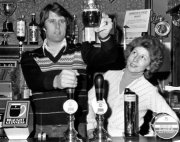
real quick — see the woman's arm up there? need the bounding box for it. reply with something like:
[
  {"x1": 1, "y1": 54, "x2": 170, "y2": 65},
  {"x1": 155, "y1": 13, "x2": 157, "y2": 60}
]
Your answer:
[{"x1": 148, "y1": 88, "x2": 179, "y2": 121}]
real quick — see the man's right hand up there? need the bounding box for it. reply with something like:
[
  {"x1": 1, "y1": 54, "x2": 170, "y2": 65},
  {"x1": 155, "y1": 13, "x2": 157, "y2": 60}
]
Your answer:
[{"x1": 53, "y1": 70, "x2": 79, "y2": 89}]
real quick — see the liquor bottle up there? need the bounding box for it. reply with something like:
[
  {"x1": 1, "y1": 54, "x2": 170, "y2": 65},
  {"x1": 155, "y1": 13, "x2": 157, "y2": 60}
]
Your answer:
[
  {"x1": 72, "y1": 15, "x2": 79, "y2": 44},
  {"x1": 124, "y1": 88, "x2": 138, "y2": 137},
  {"x1": 29, "y1": 13, "x2": 39, "y2": 45},
  {"x1": 17, "y1": 15, "x2": 26, "y2": 43}
]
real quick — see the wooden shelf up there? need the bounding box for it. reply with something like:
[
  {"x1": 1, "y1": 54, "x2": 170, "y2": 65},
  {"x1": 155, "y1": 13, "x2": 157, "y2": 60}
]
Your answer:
[{"x1": 0, "y1": 45, "x2": 39, "y2": 59}]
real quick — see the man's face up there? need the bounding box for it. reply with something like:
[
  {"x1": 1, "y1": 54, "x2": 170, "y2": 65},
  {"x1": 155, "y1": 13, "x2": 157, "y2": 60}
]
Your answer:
[
  {"x1": 126, "y1": 46, "x2": 151, "y2": 74},
  {"x1": 44, "y1": 11, "x2": 67, "y2": 43}
]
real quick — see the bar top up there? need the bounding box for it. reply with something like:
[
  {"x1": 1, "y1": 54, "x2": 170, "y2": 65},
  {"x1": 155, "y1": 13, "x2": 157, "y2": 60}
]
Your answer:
[{"x1": 1, "y1": 136, "x2": 180, "y2": 142}]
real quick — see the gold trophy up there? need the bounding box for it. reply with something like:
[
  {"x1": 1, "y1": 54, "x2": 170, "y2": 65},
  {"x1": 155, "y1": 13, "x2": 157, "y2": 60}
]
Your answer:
[{"x1": 0, "y1": 1, "x2": 17, "y2": 45}]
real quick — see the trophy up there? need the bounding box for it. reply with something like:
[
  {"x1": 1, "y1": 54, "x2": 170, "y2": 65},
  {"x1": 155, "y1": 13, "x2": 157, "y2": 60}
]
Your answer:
[
  {"x1": 1, "y1": 2, "x2": 17, "y2": 32},
  {"x1": 82, "y1": 0, "x2": 101, "y2": 43},
  {"x1": 0, "y1": 1, "x2": 17, "y2": 45}
]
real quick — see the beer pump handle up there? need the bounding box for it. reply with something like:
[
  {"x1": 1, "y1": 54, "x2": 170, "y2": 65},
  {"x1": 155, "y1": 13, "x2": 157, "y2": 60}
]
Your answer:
[
  {"x1": 66, "y1": 88, "x2": 75, "y2": 99},
  {"x1": 94, "y1": 73, "x2": 104, "y2": 101}
]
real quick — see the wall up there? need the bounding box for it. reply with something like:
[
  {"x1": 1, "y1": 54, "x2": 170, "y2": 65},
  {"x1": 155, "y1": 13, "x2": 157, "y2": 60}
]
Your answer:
[{"x1": 0, "y1": 0, "x2": 145, "y2": 45}]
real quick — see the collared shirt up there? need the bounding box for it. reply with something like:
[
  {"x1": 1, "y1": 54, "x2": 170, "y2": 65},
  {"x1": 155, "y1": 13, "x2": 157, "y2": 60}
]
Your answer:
[{"x1": 42, "y1": 38, "x2": 67, "y2": 57}]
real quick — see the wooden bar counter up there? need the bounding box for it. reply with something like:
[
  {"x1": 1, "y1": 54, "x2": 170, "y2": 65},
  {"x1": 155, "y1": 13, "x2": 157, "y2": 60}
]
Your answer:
[{"x1": 0, "y1": 136, "x2": 180, "y2": 142}]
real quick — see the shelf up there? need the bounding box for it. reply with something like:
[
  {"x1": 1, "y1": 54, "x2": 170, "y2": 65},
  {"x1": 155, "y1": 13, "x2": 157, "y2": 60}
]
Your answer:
[{"x1": 0, "y1": 45, "x2": 39, "y2": 59}]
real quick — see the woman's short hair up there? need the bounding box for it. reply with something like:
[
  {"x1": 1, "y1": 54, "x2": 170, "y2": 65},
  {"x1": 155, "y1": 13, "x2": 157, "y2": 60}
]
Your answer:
[
  {"x1": 124, "y1": 35, "x2": 164, "y2": 79},
  {"x1": 39, "y1": 2, "x2": 72, "y2": 40}
]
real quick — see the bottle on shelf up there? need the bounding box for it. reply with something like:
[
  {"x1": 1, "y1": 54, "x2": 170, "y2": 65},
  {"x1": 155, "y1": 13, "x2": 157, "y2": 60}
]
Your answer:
[
  {"x1": 72, "y1": 15, "x2": 79, "y2": 44},
  {"x1": 29, "y1": 13, "x2": 39, "y2": 45},
  {"x1": 21, "y1": 81, "x2": 31, "y2": 100}
]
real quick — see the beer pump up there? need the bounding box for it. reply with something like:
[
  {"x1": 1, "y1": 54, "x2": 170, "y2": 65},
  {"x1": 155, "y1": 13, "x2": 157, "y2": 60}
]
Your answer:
[
  {"x1": 89, "y1": 73, "x2": 112, "y2": 142},
  {"x1": 63, "y1": 88, "x2": 82, "y2": 142}
]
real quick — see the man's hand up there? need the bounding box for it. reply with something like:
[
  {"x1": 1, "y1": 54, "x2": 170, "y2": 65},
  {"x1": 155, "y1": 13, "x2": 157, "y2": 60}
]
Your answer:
[
  {"x1": 53, "y1": 70, "x2": 79, "y2": 89},
  {"x1": 94, "y1": 13, "x2": 112, "y2": 39}
]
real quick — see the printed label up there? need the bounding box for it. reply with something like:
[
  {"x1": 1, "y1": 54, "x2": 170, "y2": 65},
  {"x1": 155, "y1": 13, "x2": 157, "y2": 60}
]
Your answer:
[
  {"x1": 124, "y1": 95, "x2": 136, "y2": 102},
  {"x1": 17, "y1": 21, "x2": 25, "y2": 36}
]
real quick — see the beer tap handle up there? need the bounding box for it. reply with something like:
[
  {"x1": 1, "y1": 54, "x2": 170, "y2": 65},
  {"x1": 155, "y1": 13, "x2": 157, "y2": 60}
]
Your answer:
[
  {"x1": 94, "y1": 73, "x2": 104, "y2": 101},
  {"x1": 66, "y1": 88, "x2": 75, "y2": 99}
]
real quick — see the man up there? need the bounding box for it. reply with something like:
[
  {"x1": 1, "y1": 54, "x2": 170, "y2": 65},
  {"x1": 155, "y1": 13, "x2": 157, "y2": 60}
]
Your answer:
[{"x1": 21, "y1": 2, "x2": 120, "y2": 138}]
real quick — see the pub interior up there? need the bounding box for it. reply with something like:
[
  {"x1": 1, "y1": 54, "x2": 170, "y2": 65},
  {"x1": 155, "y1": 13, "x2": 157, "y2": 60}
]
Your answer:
[{"x1": 0, "y1": 0, "x2": 180, "y2": 141}]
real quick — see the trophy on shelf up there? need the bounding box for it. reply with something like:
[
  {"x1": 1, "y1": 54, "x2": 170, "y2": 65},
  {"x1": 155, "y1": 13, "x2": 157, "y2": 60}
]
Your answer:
[
  {"x1": 0, "y1": 1, "x2": 17, "y2": 45},
  {"x1": 82, "y1": 0, "x2": 101, "y2": 43}
]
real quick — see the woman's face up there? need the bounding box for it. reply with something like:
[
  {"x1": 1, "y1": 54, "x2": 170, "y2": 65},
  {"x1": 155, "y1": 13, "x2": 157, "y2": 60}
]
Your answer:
[
  {"x1": 44, "y1": 11, "x2": 67, "y2": 43},
  {"x1": 126, "y1": 46, "x2": 151, "y2": 74}
]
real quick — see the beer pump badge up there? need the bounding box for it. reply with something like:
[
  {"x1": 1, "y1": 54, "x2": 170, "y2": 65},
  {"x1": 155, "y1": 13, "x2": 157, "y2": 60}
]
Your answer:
[
  {"x1": 92, "y1": 98, "x2": 108, "y2": 115},
  {"x1": 63, "y1": 99, "x2": 78, "y2": 114},
  {"x1": 2, "y1": 101, "x2": 29, "y2": 128},
  {"x1": 151, "y1": 114, "x2": 179, "y2": 139}
]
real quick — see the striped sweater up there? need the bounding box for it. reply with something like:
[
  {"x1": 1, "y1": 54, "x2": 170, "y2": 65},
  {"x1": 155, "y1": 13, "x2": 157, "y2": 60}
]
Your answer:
[
  {"x1": 87, "y1": 70, "x2": 178, "y2": 137},
  {"x1": 20, "y1": 37, "x2": 119, "y2": 125}
]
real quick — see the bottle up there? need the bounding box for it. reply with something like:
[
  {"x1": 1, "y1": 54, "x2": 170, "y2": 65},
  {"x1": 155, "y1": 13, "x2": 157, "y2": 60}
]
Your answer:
[
  {"x1": 21, "y1": 81, "x2": 31, "y2": 99},
  {"x1": 124, "y1": 88, "x2": 137, "y2": 137},
  {"x1": 17, "y1": 15, "x2": 26, "y2": 42},
  {"x1": 72, "y1": 15, "x2": 79, "y2": 44},
  {"x1": 29, "y1": 13, "x2": 39, "y2": 45}
]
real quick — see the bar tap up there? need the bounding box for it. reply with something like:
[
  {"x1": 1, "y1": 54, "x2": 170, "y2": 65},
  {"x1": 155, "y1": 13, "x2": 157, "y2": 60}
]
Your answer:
[
  {"x1": 89, "y1": 73, "x2": 112, "y2": 142},
  {"x1": 63, "y1": 88, "x2": 82, "y2": 142}
]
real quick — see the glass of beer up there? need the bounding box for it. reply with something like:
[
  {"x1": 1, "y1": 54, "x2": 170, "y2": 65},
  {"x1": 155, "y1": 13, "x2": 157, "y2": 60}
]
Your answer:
[{"x1": 82, "y1": 0, "x2": 101, "y2": 27}]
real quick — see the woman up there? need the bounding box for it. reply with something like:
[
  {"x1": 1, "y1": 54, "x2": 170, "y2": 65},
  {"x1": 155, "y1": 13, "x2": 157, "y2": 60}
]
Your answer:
[{"x1": 87, "y1": 35, "x2": 179, "y2": 137}]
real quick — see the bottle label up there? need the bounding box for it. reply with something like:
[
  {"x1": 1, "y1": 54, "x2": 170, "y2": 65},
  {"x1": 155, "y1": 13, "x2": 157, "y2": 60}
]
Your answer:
[
  {"x1": 124, "y1": 94, "x2": 136, "y2": 102},
  {"x1": 17, "y1": 21, "x2": 25, "y2": 36},
  {"x1": 29, "y1": 26, "x2": 38, "y2": 42}
]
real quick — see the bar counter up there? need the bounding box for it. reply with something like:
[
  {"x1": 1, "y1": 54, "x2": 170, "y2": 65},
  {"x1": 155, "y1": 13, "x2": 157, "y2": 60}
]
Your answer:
[{"x1": 1, "y1": 136, "x2": 180, "y2": 142}]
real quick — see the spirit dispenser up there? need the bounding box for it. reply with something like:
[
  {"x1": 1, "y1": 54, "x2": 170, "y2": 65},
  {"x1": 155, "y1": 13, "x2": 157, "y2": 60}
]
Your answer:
[
  {"x1": 89, "y1": 73, "x2": 112, "y2": 142},
  {"x1": 63, "y1": 88, "x2": 82, "y2": 142}
]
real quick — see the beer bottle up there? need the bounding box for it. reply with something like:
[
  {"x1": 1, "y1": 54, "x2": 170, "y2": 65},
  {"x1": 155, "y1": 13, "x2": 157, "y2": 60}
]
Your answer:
[
  {"x1": 72, "y1": 15, "x2": 79, "y2": 44},
  {"x1": 29, "y1": 13, "x2": 39, "y2": 45}
]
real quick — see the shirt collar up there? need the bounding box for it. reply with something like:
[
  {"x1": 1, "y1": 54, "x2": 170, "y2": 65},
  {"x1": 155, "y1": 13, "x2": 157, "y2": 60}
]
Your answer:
[{"x1": 42, "y1": 38, "x2": 67, "y2": 57}]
